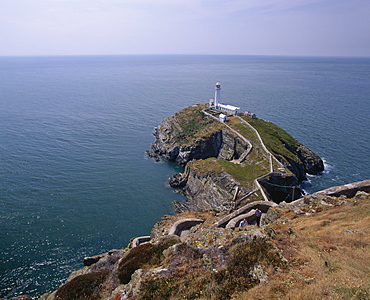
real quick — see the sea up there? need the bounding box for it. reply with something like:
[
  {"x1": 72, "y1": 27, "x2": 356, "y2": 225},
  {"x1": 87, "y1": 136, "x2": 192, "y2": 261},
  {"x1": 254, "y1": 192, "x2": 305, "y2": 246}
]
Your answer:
[{"x1": 0, "y1": 55, "x2": 369, "y2": 298}]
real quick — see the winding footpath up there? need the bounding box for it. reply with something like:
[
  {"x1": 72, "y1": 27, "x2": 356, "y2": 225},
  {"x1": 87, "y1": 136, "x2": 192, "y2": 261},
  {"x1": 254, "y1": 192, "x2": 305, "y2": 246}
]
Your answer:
[
  {"x1": 236, "y1": 116, "x2": 284, "y2": 172},
  {"x1": 202, "y1": 109, "x2": 287, "y2": 202}
]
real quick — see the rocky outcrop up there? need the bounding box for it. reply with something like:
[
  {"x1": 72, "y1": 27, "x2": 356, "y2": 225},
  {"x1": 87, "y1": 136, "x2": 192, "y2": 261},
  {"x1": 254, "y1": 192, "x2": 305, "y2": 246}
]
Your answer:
[
  {"x1": 316, "y1": 179, "x2": 370, "y2": 197},
  {"x1": 168, "y1": 173, "x2": 187, "y2": 188},
  {"x1": 281, "y1": 143, "x2": 324, "y2": 181},
  {"x1": 174, "y1": 163, "x2": 249, "y2": 212},
  {"x1": 152, "y1": 126, "x2": 250, "y2": 165},
  {"x1": 145, "y1": 150, "x2": 160, "y2": 162},
  {"x1": 297, "y1": 144, "x2": 324, "y2": 175}
]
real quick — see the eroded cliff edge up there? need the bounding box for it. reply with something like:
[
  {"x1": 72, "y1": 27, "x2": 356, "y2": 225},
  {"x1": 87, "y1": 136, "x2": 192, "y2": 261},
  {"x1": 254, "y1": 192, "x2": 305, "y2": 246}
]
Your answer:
[{"x1": 151, "y1": 104, "x2": 324, "y2": 209}]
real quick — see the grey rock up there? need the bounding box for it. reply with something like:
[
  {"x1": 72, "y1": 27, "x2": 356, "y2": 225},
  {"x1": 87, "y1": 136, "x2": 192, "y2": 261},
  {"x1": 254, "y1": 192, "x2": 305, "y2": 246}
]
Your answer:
[{"x1": 316, "y1": 179, "x2": 370, "y2": 198}]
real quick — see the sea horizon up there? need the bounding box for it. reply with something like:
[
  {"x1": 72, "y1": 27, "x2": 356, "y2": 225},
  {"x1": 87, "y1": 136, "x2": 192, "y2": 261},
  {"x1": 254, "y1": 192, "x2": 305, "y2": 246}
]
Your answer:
[{"x1": 1, "y1": 53, "x2": 370, "y2": 59}]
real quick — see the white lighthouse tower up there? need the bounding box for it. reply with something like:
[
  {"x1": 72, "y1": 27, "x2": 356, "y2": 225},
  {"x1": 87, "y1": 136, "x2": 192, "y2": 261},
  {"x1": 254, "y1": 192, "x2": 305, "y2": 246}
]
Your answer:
[{"x1": 214, "y1": 82, "x2": 221, "y2": 107}]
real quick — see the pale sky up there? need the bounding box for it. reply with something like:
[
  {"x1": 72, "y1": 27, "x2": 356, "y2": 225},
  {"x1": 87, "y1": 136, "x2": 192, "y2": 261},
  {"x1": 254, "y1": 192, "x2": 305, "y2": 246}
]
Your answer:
[{"x1": 0, "y1": 0, "x2": 369, "y2": 57}]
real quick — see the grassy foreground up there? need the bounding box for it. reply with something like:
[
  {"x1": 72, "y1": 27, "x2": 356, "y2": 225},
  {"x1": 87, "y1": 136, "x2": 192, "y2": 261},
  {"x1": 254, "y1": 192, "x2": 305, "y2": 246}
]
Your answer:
[{"x1": 241, "y1": 195, "x2": 370, "y2": 299}]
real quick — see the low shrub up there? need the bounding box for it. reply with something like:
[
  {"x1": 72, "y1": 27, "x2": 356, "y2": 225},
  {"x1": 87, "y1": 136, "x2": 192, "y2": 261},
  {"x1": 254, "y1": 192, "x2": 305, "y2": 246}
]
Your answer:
[
  {"x1": 54, "y1": 271, "x2": 109, "y2": 300},
  {"x1": 118, "y1": 236, "x2": 179, "y2": 284},
  {"x1": 138, "y1": 239, "x2": 285, "y2": 300},
  {"x1": 334, "y1": 285, "x2": 370, "y2": 300}
]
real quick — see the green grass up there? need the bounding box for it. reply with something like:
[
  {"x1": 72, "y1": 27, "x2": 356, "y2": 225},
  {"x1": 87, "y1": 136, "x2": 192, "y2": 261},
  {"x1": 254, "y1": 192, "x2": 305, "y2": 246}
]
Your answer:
[
  {"x1": 218, "y1": 159, "x2": 266, "y2": 186},
  {"x1": 226, "y1": 117, "x2": 271, "y2": 170},
  {"x1": 227, "y1": 117, "x2": 260, "y2": 145},
  {"x1": 241, "y1": 117, "x2": 301, "y2": 162},
  {"x1": 186, "y1": 158, "x2": 223, "y2": 177},
  {"x1": 174, "y1": 105, "x2": 223, "y2": 144},
  {"x1": 118, "y1": 236, "x2": 180, "y2": 284},
  {"x1": 188, "y1": 158, "x2": 267, "y2": 190}
]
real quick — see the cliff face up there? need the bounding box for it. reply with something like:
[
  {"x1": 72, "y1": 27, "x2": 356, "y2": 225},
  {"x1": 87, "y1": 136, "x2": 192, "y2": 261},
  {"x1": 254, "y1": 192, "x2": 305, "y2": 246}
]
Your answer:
[
  {"x1": 174, "y1": 161, "x2": 248, "y2": 212},
  {"x1": 152, "y1": 123, "x2": 249, "y2": 165},
  {"x1": 151, "y1": 105, "x2": 324, "y2": 206},
  {"x1": 280, "y1": 143, "x2": 324, "y2": 181}
]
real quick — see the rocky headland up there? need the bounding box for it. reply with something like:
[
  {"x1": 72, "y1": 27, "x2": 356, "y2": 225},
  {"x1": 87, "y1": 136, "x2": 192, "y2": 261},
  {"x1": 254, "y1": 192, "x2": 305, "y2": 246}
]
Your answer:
[
  {"x1": 151, "y1": 104, "x2": 324, "y2": 209},
  {"x1": 6, "y1": 105, "x2": 370, "y2": 300}
]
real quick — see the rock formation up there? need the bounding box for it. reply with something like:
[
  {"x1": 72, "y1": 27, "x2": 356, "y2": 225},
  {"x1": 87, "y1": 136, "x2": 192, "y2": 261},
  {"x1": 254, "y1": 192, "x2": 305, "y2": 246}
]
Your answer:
[
  {"x1": 151, "y1": 120, "x2": 249, "y2": 164},
  {"x1": 151, "y1": 104, "x2": 324, "y2": 207}
]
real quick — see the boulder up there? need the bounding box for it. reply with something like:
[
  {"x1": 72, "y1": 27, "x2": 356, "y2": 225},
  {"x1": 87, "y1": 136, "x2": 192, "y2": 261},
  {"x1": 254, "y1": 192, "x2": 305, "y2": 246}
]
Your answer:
[{"x1": 169, "y1": 173, "x2": 187, "y2": 188}]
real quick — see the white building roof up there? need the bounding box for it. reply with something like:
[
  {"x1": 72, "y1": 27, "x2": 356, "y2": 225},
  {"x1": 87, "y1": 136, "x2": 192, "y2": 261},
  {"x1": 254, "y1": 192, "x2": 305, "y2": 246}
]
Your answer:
[{"x1": 218, "y1": 104, "x2": 240, "y2": 111}]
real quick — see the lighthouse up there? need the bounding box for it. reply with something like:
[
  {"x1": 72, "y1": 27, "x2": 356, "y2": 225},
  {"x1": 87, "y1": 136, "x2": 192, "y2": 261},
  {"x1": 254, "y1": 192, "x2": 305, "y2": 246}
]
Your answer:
[
  {"x1": 214, "y1": 82, "x2": 221, "y2": 107},
  {"x1": 209, "y1": 82, "x2": 241, "y2": 115}
]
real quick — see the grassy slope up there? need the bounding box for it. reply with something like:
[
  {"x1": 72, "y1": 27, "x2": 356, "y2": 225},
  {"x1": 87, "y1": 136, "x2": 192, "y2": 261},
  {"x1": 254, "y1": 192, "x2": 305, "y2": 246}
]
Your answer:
[
  {"x1": 241, "y1": 196, "x2": 370, "y2": 300},
  {"x1": 226, "y1": 116, "x2": 271, "y2": 167},
  {"x1": 173, "y1": 106, "x2": 276, "y2": 189},
  {"x1": 239, "y1": 116, "x2": 301, "y2": 162},
  {"x1": 133, "y1": 195, "x2": 370, "y2": 300},
  {"x1": 172, "y1": 104, "x2": 223, "y2": 145}
]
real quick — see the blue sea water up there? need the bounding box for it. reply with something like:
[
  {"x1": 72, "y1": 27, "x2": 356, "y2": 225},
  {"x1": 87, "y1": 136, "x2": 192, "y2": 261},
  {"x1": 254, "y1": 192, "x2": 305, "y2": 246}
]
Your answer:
[{"x1": 0, "y1": 55, "x2": 369, "y2": 298}]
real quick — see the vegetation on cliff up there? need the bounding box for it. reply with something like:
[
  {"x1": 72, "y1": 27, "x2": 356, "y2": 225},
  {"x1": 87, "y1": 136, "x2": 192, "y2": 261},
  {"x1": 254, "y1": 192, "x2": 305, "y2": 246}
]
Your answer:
[
  {"x1": 165, "y1": 104, "x2": 223, "y2": 145},
  {"x1": 163, "y1": 104, "x2": 320, "y2": 173},
  {"x1": 243, "y1": 117, "x2": 301, "y2": 162}
]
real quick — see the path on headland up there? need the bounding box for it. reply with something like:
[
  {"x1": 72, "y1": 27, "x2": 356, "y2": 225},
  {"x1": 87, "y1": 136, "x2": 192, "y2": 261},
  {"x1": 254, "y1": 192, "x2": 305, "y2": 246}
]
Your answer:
[
  {"x1": 235, "y1": 116, "x2": 285, "y2": 172},
  {"x1": 202, "y1": 109, "x2": 277, "y2": 202}
]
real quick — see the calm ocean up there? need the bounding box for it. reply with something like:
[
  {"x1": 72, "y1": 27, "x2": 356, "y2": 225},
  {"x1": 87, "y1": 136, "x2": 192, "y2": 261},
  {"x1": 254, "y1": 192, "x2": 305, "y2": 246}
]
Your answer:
[{"x1": 0, "y1": 55, "x2": 369, "y2": 298}]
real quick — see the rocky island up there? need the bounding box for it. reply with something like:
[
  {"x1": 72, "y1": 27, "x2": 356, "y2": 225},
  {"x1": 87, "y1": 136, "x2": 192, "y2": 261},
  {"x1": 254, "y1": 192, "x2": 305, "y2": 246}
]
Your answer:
[{"x1": 6, "y1": 104, "x2": 370, "y2": 300}]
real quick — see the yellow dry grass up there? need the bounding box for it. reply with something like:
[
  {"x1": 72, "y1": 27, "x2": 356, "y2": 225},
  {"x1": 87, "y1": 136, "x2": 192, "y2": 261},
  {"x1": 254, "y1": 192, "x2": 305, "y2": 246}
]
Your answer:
[{"x1": 239, "y1": 197, "x2": 370, "y2": 300}]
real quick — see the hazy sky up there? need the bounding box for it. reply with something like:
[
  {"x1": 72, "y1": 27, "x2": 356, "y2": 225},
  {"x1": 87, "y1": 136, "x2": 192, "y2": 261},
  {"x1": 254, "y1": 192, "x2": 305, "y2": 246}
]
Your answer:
[{"x1": 1, "y1": 0, "x2": 369, "y2": 56}]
